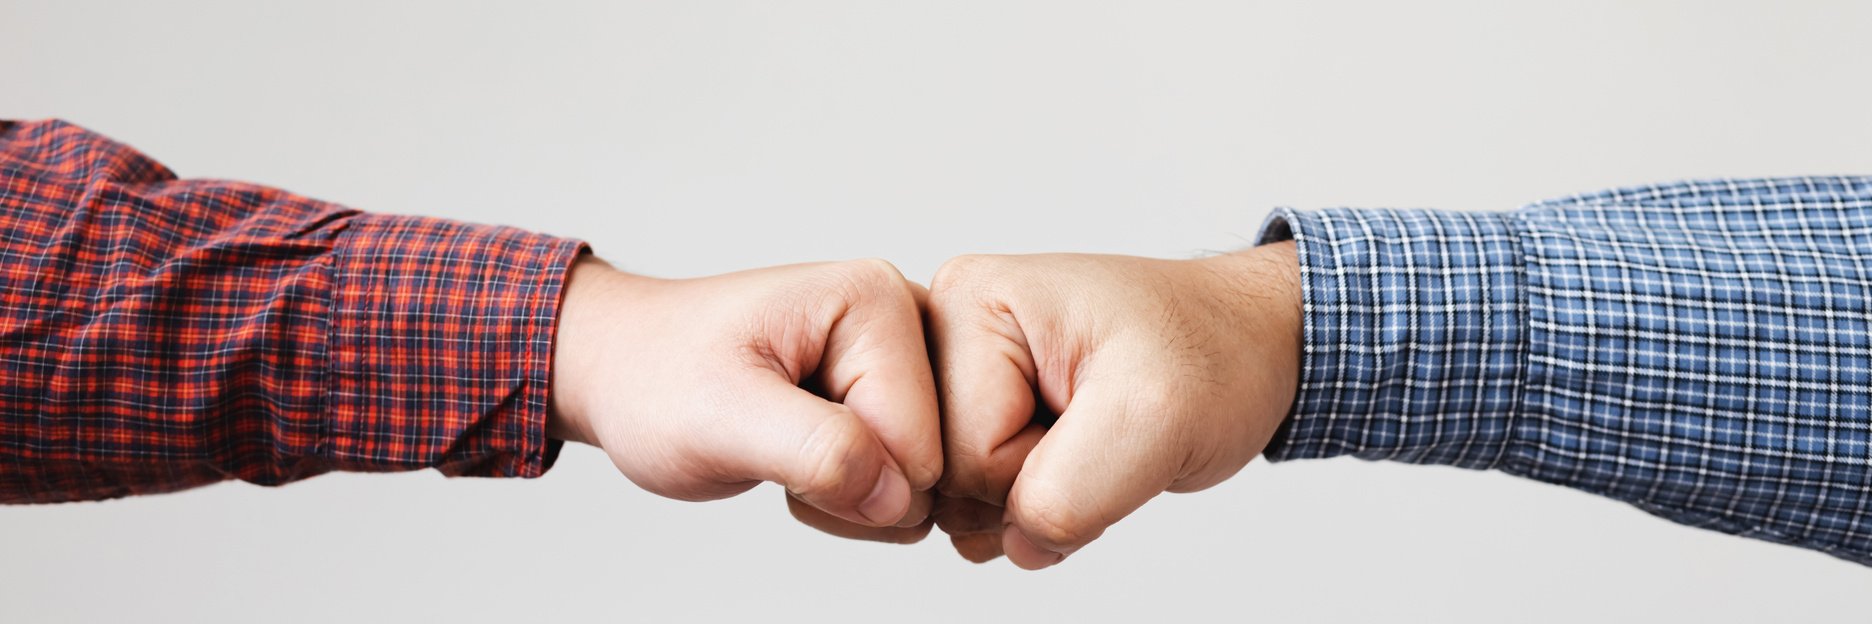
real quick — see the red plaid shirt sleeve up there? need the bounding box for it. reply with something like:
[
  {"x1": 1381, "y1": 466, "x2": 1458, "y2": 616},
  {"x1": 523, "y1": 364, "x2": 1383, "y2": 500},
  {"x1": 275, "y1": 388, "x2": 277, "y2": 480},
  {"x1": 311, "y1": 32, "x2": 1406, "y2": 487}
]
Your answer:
[{"x1": 0, "y1": 120, "x2": 588, "y2": 503}]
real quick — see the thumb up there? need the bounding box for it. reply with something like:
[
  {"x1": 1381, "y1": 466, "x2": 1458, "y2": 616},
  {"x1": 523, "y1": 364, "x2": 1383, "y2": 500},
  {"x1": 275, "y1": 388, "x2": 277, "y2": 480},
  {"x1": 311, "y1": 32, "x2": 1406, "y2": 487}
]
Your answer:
[
  {"x1": 712, "y1": 376, "x2": 914, "y2": 528},
  {"x1": 1000, "y1": 384, "x2": 1181, "y2": 570}
]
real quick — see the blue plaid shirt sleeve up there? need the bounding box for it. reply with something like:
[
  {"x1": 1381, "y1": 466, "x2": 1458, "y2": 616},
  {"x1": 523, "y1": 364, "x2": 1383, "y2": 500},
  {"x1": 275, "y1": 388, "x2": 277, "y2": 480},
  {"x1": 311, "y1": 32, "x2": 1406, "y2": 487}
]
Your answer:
[{"x1": 1257, "y1": 176, "x2": 1872, "y2": 566}]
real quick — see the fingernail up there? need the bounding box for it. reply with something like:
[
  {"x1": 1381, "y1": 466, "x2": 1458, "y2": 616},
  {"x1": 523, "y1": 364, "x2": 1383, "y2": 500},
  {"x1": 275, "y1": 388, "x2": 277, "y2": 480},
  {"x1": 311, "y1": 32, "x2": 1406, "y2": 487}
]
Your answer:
[{"x1": 859, "y1": 465, "x2": 911, "y2": 526}]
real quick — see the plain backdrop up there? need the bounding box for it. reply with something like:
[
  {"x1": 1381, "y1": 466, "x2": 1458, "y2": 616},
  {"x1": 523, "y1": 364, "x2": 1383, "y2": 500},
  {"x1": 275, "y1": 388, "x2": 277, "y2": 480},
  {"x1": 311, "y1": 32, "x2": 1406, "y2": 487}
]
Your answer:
[{"x1": 3, "y1": 1, "x2": 1870, "y2": 622}]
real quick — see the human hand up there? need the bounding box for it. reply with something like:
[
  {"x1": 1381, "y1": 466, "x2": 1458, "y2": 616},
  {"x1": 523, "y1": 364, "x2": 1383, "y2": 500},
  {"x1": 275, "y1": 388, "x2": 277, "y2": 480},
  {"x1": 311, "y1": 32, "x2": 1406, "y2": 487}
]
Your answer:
[
  {"x1": 928, "y1": 241, "x2": 1303, "y2": 568},
  {"x1": 546, "y1": 256, "x2": 940, "y2": 539}
]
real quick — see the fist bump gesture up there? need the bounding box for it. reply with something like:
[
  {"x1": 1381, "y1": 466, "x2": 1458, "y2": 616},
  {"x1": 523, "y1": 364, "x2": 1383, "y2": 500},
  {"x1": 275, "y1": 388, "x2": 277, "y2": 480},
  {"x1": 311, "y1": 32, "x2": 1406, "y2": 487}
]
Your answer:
[
  {"x1": 926, "y1": 243, "x2": 1302, "y2": 568},
  {"x1": 548, "y1": 258, "x2": 942, "y2": 534},
  {"x1": 547, "y1": 242, "x2": 1304, "y2": 568},
  {"x1": 7, "y1": 126, "x2": 1858, "y2": 569}
]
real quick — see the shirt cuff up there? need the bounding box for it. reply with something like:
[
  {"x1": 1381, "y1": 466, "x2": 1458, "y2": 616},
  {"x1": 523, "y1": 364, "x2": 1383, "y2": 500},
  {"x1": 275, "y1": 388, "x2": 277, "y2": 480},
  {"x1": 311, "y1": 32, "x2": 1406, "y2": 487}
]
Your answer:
[
  {"x1": 1256, "y1": 207, "x2": 1528, "y2": 468},
  {"x1": 323, "y1": 214, "x2": 587, "y2": 478}
]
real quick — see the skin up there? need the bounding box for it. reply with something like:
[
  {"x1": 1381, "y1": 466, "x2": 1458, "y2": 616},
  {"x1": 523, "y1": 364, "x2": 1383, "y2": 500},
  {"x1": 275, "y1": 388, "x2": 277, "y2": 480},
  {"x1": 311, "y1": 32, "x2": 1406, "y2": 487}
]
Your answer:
[
  {"x1": 925, "y1": 241, "x2": 1303, "y2": 569},
  {"x1": 542, "y1": 241, "x2": 1303, "y2": 566},
  {"x1": 545, "y1": 256, "x2": 942, "y2": 535}
]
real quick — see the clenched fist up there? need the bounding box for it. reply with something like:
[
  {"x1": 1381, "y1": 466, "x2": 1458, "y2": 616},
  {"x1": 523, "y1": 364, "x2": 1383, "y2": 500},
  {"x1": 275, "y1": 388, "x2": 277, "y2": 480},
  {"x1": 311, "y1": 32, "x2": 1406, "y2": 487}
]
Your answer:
[
  {"x1": 928, "y1": 242, "x2": 1303, "y2": 569},
  {"x1": 547, "y1": 257, "x2": 941, "y2": 533}
]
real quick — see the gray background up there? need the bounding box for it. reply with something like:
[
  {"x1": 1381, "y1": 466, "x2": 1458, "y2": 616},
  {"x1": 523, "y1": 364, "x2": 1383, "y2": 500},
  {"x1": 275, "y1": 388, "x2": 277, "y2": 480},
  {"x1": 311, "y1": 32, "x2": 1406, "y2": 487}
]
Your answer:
[{"x1": 3, "y1": 1, "x2": 1870, "y2": 622}]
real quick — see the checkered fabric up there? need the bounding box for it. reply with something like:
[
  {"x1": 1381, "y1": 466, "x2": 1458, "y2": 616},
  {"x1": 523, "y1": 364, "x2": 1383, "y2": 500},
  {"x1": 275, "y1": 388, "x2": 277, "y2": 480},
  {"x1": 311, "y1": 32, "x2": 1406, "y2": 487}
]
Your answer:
[
  {"x1": 0, "y1": 120, "x2": 586, "y2": 503},
  {"x1": 1259, "y1": 176, "x2": 1872, "y2": 566}
]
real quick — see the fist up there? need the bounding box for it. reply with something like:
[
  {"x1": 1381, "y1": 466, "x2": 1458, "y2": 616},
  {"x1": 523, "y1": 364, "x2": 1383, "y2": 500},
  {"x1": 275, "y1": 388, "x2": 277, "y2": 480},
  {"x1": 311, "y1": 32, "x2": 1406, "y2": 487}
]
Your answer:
[
  {"x1": 548, "y1": 257, "x2": 941, "y2": 534},
  {"x1": 928, "y1": 242, "x2": 1303, "y2": 568}
]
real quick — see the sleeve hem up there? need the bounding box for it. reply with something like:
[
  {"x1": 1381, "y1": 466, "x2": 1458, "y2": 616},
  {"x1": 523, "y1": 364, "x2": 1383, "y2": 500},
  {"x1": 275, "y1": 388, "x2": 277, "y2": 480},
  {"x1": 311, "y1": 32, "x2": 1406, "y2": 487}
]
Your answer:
[
  {"x1": 321, "y1": 213, "x2": 586, "y2": 478},
  {"x1": 1256, "y1": 207, "x2": 1529, "y2": 468}
]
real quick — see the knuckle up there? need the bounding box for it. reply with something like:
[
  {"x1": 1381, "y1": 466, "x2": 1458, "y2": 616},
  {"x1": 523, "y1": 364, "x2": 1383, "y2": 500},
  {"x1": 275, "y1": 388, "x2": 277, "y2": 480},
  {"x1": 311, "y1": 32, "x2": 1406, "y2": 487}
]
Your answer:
[
  {"x1": 906, "y1": 453, "x2": 944, "y2": 491},
  {"x1": 853, "y1": 257, "x2": 904, "y2": 279},
  {"x1": 934, "y1": 467, "x2": 967, "y2": 496},
  {"x1": 936, "y1": 444, "x2": 987, "y2": 498},
  {"x1": 816, "y1": 259, "x2": 911, "y2": 311},
  {"x1": 930, "y1": 255, "x2": 996, "y2": 297},
  {"x1": 836, "y1": 258, "x2": 905, "y2": 291}
]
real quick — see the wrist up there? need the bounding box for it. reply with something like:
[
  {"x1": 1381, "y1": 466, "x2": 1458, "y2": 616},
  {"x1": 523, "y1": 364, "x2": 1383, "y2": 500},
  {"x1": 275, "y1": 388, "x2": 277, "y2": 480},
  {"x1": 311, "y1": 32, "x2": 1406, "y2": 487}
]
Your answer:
[
  {"x1": 1194, "y1": 240, "x2": 1303, "y2": 376},
  {"x1": 547, "y1": 255, "x2": 633, "y2": 448},
  {"x1": 1190, "y1": 240, "x2": 1304, "y2": 447},
  {"x1": 1245, "y1": 240, "x2": 1303, "y2": 363}
]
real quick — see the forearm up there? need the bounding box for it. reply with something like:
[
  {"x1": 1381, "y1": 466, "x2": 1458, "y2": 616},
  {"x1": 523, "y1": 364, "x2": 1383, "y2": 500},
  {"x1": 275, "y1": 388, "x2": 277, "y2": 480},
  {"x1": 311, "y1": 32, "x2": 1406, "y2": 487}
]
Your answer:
[
  {"x1": 0, "y1": 120, "x2": 585, "y2": 503},
  {"x1": 1263, "y1": 176, "x2": 1872, "y2": 565}
]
